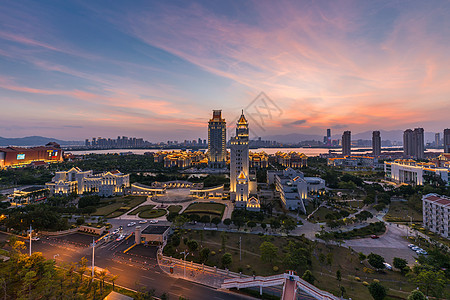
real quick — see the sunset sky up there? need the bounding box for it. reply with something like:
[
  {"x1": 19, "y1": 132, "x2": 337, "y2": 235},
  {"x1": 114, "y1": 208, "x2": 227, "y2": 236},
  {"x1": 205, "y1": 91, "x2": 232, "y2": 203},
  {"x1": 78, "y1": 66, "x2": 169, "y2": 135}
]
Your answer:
[{"x1": 0, "y1": 0, "x2": 449, "y2": 141}]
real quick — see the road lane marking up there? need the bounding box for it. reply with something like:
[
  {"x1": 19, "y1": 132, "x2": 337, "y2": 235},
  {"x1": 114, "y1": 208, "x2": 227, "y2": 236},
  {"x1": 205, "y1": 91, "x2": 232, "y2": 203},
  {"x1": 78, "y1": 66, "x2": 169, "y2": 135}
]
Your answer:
[
  {"x1": 142, "y1": 276, "x2": 154, "y2": 281},
  {"x1": 111, "y1": 267, "x2": 124, "y2": 271}
]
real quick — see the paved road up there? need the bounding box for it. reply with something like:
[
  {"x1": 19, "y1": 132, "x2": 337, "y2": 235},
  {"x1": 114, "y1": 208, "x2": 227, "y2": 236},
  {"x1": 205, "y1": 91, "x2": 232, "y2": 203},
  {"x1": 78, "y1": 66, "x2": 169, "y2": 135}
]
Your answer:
[
  {"x1": 344, "y1": 223, "x2": 417, "y2": 264},
  {"x1": 2, "y1": 231, "x2": 253, "y2": 300}
]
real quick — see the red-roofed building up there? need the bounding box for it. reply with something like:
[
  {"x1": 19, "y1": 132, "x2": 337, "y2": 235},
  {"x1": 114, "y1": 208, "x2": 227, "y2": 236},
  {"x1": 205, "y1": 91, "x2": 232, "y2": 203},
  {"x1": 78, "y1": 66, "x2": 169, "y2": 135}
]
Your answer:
[{"x1": 423, "y1": 193, "x2": 450, "y2": 238}]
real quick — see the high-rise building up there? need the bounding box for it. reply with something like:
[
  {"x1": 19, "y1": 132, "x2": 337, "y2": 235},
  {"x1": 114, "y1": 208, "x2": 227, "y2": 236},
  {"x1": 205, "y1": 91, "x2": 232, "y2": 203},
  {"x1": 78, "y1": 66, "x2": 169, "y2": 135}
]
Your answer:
[
  {"x1": 403, "y1": 129, "x2": 414, "y2": 157},
  {"x1": 372, "y1": 131, "x2": 381, "y2": 156},
  {"x1": 444, "y1": 129, "x2": 450, "y2": 153},
  {"x1": 435, "y1": 133, "x2": 441, "y2": 147},
  {"x1": 342, "y1": 131, "x2": 351, "y2": 156},
  {"x1": 413, "y1": 128, "x2": 424, "y2": 159},
  {"x1": 230, "y1": 111, "x2": 249, "y2": 197},
  {"x1": 403, "y1": 128, "x2": 424, "y2": 159},
  {"x1": 327, "y1": 129, "x2": 331, "y2": 146},
  {"x1": 207, "y1": 110, "x2": 227, "y2": 168}
]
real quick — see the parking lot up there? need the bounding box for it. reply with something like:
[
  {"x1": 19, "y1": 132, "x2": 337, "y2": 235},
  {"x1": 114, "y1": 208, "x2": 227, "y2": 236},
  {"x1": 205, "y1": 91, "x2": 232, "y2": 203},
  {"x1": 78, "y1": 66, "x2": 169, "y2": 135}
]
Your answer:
[{"x1": 344, "y1": 223, "x2": 418, "y2": 265}]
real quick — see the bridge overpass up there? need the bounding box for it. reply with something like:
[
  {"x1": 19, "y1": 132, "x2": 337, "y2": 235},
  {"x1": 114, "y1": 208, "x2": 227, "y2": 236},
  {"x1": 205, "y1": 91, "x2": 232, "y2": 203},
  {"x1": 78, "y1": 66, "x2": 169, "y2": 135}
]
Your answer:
[{"x1": 222, "y1": 271, "x2": 341, "y2": 300}]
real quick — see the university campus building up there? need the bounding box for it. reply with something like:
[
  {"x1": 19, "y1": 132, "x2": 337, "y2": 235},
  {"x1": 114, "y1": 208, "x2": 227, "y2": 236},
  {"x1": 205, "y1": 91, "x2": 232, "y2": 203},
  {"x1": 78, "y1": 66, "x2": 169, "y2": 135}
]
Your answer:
[
  {"x1": 384, "y1": 159, "x2": 449, "y2": 186},
  {"x1": 46, "y1": 167, "x2": 130, "y2": 197},
  {"x1": 423, "y1": 193, "x2": 450, "y2": 239}
]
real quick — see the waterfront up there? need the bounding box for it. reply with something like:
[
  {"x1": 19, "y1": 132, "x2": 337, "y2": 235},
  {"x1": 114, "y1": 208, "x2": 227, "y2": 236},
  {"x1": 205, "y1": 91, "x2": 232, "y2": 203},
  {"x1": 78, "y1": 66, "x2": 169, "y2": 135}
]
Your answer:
[{"x1": 65, "y1": 147, "x2": 443, "y2": 157}]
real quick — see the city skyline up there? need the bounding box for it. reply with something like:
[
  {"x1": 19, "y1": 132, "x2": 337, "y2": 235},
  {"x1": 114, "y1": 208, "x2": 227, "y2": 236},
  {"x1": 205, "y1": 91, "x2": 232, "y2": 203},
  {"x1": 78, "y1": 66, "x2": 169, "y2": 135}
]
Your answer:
[{"x1": 1, "y1": 1, "x2": 450, "y2": 141}]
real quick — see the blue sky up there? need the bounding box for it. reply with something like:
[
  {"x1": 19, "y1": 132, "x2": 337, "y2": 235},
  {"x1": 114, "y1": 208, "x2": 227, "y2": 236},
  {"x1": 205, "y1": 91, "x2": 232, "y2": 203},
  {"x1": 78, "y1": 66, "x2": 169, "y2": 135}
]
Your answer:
[{"x1": 1, "y1": 0, "x2": 449, "y2": 141}]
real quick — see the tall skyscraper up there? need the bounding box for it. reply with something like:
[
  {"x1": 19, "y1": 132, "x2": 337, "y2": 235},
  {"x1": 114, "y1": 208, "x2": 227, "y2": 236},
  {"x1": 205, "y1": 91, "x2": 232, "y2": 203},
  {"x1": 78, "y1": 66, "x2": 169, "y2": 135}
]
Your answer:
[
  {"x1": 326, "y1": 128, "x2": 331, "y2": 146},
  {"x1": 403, "y1": 129, "x2": 414, "y2": 157},
  {"x1": 208, "y1": 110, "x2": 227, "y2": 168},
  {"x1": 403, "y1": 128, "x2": 424, "y2": 159},
  {"x1": 444, "y1": 129, "x2": 450, "y2": 153},
  {"x1": 230, "y1": 111, "x2": 249, "y2": 198},
  {"x1": 413, "y1": 128, "x2": 424, "y2": 159},
  {"x1": 342, "y1": 131, "x2": 351, "y2": 156},
  {"x1": 372, "y1": 131, "x2": 381, "y2": 156},
  {"x1": 435, "y1": 133, "x2": 440, "y2": 147}
]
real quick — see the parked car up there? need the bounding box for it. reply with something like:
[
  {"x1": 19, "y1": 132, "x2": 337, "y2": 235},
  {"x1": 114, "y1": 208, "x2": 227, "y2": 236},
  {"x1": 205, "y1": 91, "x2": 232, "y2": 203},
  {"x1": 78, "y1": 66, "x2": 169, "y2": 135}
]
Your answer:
[
  {"x1": 31, "y1": 237, "x2": 40, "y2": 241},
  {"x1": 416, "y1": 249, "x2": 428, "y2": 255},
  {"x1": 139, "y1": 220, "x2": 148, "y2": 224},
  {"x1": 383, "y1": 263, "x2": 392, "y2": 270},
  {"x1": 149, "y1": 220, "x2": 159, "y2": 224},
  {"x1": 411, "y1": 246, "x2": 420, "y2": 251},
  {"x1": 370, "y1": 235, "x2": 379, "y2": 239},
  {"x1": 116, "y1": 234, "x2": 125, "y2": 241},
  {"x1": 408, "y1": 244, "x2": 416, "y2": 249}
]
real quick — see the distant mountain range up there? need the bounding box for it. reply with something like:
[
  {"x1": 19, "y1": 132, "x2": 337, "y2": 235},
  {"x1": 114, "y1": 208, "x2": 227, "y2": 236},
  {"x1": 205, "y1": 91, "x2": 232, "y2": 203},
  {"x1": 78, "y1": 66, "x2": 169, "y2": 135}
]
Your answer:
[
  {"x1": 0, "y1": 136, "x2": 83, "y2": 147},
  {"x1": 264, "y1": 130, "x2": 438, "y2": 144}
]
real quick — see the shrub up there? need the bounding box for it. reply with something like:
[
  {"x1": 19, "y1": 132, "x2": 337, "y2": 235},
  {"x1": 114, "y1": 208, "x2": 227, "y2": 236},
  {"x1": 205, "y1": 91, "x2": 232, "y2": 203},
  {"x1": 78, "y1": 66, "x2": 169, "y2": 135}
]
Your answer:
[
  {"x1": 273, "y1": 266, "x2": 279, "y2": 272},
  {"x1": 355, "y1": 277, "x2": 361, "y2": 281},
  {"x1": 211, "y1": 251, "x2": 216, "y2": 256},
  {"x1": 362, "y1": 281, "x2": 369, "y2": 286}
]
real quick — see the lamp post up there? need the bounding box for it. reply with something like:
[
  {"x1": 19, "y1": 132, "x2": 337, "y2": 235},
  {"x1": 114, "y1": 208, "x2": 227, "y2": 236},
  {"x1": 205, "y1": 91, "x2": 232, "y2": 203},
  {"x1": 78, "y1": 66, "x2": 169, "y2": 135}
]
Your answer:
[
  {"x1": 180, "y1": 251, "x2": 189, "y2": 278},
  {"x1": 28, "y1": 225, "x2": 33, "y2": 256},
  {"x1": 91, "y1": 238, "x2": 96, "y2": 281}
]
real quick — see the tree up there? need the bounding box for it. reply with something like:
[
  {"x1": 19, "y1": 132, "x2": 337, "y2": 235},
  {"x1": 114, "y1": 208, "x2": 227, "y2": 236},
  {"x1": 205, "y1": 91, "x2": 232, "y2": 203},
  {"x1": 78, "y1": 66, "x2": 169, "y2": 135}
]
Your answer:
[
  {"x1": 222, "y1": 253, "x2": 232, "y2": 268},
  {"x1": 336, "y1": 269, "x2": 342, "y2": 286},
  {"x1": 76, "y1": 217, "x2": 85, "y2": 226},
  {"x1": 259, "y1": 241, "x2": 278, "y2": 263},
  {"x1": 223, "y1": 218, "x2": 232, "y2": 228},
  {"x1": 368, "y1": 253, "x2": 385, "y2": 269},
  {"x1": 412, "y1": 269, "x2": 447, "y2": 297},
  {"x1": 358, "y1": 252, "x2": 367, "y2": 262},
  {"x1": 186, "y1": 240, "x2": 198, "y2": 252},
  {"x1": 211, "y1": 217, "x2": 221, "y2": 227},
  {"x1": 393, "y1": 257, "x2": 408, "y2": 274},
  {"x1": 174, "y1": 215, "x2": 188, "y2": 228},
  {"x1": 368, "y1": 282, "x2": 387, "y2": 300},
  {"x1": 199, "y1": 248, "x2": 210, "y2": 263},
  {"x1": 200, "y1": 215, "x2": 210, "y2": 224},
  {"x1": 270, "y1": 219, "x2": 281, "y2": 232},
  {"x1": 282, "y1": 218, "x2": 296, "y2": 234},
  {"x1": 247, "y1": 221, "x2": 256, "y2": 230},
  {"x1": 302, "y1": 270, "x2": 315, "y2": 285},
  {"x1": 407, "y1": 290, "x2": 426, "y2": 300},
  {"x1": 109, "y1": 274, "x2": 119, "y2": 291}
]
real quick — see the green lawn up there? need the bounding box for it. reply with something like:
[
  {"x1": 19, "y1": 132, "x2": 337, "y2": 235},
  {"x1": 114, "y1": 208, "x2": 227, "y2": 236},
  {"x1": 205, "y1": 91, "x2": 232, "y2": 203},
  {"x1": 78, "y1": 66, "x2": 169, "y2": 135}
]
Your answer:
[
  {"x1": 309, "y1": 206, "x2": 336, "y2": 223},
  {"x1": 139, "y1": 209, "x2": 167, "y2": 219},
  {"x1": 384, "y1": 201, "x2": 422, "y2": 223},
  {"x1": 167, "y1": 205, "x2": 183, "y2": 213},
  {"x1": 128, "y1": 204, "x2": 155, "y2": 215},
  {"x1": 183, "y1": 202, "x2": 225, "y2": 217},
  {"x1": 92, "y1": 196, "x2": 146, "y2": 218}
]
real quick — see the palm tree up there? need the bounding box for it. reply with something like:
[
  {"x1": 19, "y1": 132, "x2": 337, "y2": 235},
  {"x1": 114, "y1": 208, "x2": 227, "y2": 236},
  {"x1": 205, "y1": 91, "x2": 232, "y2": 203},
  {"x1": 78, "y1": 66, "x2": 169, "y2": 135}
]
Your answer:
[
  {"x1": 109, "y1": 274, "x2": 119, "y2": 291},
  {"x1": 96, "y1": 269, "x2": 108, "y2": 295}
]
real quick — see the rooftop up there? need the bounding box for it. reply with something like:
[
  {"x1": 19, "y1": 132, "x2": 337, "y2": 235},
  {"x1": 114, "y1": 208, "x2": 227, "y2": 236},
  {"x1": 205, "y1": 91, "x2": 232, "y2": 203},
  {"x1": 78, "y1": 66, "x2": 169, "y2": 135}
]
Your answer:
[{"x1": 142, "y1": 225, "x2": 170, "y2": 235}]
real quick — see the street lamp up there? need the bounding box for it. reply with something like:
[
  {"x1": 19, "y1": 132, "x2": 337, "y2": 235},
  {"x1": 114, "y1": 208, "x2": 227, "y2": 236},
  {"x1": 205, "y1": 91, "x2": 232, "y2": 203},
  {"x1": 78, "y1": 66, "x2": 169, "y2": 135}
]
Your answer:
[
  {"x1": 91, "y1": 238, "x2": 96, "y2": 281},
  {"x1": 27, "y1": 225, "x2": 33, "y2": 256},
  {"x1": 180, "y1": 251, "x2": 189, "y2": 278}
]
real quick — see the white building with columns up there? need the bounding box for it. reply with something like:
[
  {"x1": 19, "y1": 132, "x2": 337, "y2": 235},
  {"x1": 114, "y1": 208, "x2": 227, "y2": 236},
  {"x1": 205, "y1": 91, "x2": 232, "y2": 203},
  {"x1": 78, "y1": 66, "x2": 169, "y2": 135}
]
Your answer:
[{"x1": 46, "y1": 167, "x2": 130, "y2": 196}]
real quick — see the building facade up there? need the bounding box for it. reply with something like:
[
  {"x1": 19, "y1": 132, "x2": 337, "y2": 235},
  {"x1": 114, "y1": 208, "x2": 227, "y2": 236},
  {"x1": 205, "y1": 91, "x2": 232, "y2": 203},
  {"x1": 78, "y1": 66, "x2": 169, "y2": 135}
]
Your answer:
[
  {"x1": 342, "y1": 131, "x2": 351, "y2": 156},
  {"x1": 207, "y1": 110, "x2": 227, "y2": 168},
  {"x1": 384, "y1": 160, "x2": 449, "y2": 186},
  {"x1": 0, "y1": 145, "x2": 63, "y2": 169},
  {"x1": 267, "y1": 168, "x2": 325, "y2": 212},
  {"x1": 444, "y1": 129, "x2": 450, "y2": 153},
  {"x1": 423, "y1": 193, "x2": 450, "y2": 239},
  {"x1": 403, "y1": 128, "x2": 424, "y2": 159},
  {"x1": 46, "y1": 167, "x2": 130, "y2": 196},
  {"x1": 372, "y1": 131, "x2": 381, "y2": 156},
  {"x1": 230, "y1": 111, "x2": 249, "y2": 194}
]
